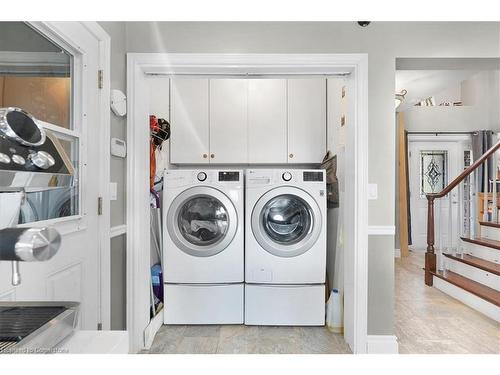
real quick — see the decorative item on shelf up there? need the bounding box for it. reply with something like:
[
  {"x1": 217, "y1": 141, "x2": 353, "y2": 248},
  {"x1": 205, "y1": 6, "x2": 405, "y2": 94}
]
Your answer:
[
  {"x1": 415, "y1": 96, "x2": 436, "y2": 107},
  {"x1": 395, "y1": 89, "x2": 407, "y2": 109},
  {"x1": 453, "y1": 101, "x2": 463, "y2": 106}
]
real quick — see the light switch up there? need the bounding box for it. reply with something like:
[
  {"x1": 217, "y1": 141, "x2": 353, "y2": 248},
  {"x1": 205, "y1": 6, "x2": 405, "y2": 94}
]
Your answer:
[
  {"x1": 368, "y1": 183, "x2": 378, "y2": 200},
  {"x1": 110, "y1": 182, "x2": 117, "y2": 201}
]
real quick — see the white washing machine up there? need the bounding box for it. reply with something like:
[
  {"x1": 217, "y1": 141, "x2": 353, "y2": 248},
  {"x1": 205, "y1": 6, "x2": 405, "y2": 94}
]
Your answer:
[
  {"x1": 245, "y1": 169, "x2": 327, "y2": 326},
  {"x1": 163, "y1": 169, "x2": 244, "y2": 324}
]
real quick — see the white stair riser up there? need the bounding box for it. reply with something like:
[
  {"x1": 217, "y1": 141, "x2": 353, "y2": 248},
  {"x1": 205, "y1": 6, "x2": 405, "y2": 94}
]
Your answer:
[
  {"x1": 480, "y1": 225, "x2": 500, "y2": 241},
  {"x1": 433, "y1": 277, "x2": 500, "y2": 322},
  {"x1": 444, "y1": 258, "x2": 500, "y2": 291},
  {"x1": 459, "y1": 241, "x2": 499, "y2": 264}
]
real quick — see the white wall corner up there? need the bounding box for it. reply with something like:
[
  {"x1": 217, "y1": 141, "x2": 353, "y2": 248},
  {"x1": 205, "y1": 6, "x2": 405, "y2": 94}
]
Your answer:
[
  {"x1": 366, "y1": 335, "x2": 399, "y2": 354},
  {"x1": 394, "y1": 248, "x2": 401, "y2": 258}
]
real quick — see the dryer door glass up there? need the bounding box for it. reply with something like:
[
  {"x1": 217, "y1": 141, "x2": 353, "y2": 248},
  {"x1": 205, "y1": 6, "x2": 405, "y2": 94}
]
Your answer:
[
  {"x1": 261, "y1": 194, "x2": 312, "y2": 245},
  {"x1": 177, "y1": 195, "x2": 229, "y2": 247}
]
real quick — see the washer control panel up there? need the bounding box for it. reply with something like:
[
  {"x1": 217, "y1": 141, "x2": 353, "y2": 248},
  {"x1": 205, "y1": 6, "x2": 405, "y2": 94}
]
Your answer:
[
  {"x1": 282, "y1": 172, "x2": 292, "y2": 181},
  {"x1": 197, "y1": 172, "x2": 207, "y2": 182}
]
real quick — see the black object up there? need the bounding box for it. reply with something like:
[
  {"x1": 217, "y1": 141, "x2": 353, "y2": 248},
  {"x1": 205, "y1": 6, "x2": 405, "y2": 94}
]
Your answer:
[
  {"x1": 303, "y1": 171, "x2": 324, "y2": 182},
  {"x1": 0, "y1": 306, "x2": 66, "y2": 342},
  {"x1": 357, "y1": 21, "x2": 371, "y2": 27},
  {"x1": 151, "y1": 118, "x2": 170, "y2": 148},
  {"x1": 218, "y1": 171, "x2": 240, "y2": 182}
]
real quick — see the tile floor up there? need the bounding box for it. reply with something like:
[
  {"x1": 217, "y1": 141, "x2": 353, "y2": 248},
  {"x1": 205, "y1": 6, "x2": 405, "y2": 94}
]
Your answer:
[
  {"x1": 147, "y1": 325, "x2": 351, "y2": 354},
  {"x1": 146, "y1": 251, "x2": 500, "y2": 354}
]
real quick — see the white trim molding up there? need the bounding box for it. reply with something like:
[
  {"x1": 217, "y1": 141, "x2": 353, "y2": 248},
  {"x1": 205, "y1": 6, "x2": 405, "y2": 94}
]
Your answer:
[
  {"x1": 110, "y1": 224, "x2": 127, "y2": 239},
  {"x1": 366, "y1": 335, "x2": 399, "y2": 354},
  {"x1": 143, "y1": 309, "x2": 164, "y2": 349},
  {"x1": 127, "y1": 53, "x2": 369, "y2": 353},
  {"x1": 368, "y1": 225, "x2": 396, "y2": 235}
]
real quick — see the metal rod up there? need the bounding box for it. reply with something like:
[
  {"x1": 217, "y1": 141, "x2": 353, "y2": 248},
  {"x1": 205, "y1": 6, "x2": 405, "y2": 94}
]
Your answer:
[
  {"x1": 457, "y1": 182, "x2": 462, "y2": 254},
  {"x1": 493, "y1": 150, "x2": 498, "y2": 222},
  {"x1": 407, "y1": 131, "x2": 476, "y2": 135},
  {"x1": 145, "y1": 72, "x2": 352, "y2": 77},
  {"x1": 448, "y1": 191, "x2": 453, "y2": 253},
  {"x1": 483, "y1": 160, "x2": 488, "y2": 221},
  {"x1": 11, "y1": 261, "x2": 20, "y2": 286}
]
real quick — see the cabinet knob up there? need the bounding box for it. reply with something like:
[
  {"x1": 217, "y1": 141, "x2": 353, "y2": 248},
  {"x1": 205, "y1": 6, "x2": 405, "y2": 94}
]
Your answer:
[
  {"x1": 289, "y1": 153, "x2": 294, "y2": 159},
  {"x1": 203, "y1": 154, "x2": 208, "y2": 159},
  {"x1": 210, "y1": 154, "x2": 215, "y2": 159}
]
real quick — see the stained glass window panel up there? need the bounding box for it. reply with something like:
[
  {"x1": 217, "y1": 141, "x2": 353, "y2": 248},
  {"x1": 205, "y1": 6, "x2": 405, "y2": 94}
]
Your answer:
[{"x1": 420, "y1": 150, "x2": 448, "y2": 197}]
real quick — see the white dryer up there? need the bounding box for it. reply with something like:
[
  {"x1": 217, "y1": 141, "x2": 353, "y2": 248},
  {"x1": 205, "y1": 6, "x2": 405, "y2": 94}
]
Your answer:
[
  {"x1": 163, "y1": 169, "x2": 244, "y2": 324},
  {"x1": 245, "y1": 169, "x2": 327, "y2": 326}
]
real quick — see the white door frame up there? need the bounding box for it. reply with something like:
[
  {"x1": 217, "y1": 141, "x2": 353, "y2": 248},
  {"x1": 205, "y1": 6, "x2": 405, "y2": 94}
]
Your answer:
[
  {"x1": 26, "y1": 22, "x2": 112, "y2": 329},
  {"x1": 126, "y1": 53, "x2": 369, "y2": 353}
]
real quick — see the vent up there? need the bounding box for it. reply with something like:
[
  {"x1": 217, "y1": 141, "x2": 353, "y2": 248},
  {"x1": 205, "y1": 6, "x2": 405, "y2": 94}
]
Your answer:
[
  {"x1": 303, "y1": 171, "x2": 323, "y2": 182},
  {"x1": 218, "y1": 171, "x2": 240, "y2": 182}
]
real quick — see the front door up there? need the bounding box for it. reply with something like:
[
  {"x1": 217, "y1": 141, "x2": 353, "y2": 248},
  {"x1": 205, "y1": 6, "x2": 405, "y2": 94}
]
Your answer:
[{"x1": 408, "y1": 140, "x2": 461, "y2": 251}]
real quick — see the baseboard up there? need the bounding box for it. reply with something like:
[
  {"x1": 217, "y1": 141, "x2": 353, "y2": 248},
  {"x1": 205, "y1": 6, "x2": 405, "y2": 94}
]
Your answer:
[
  {"x1": 366, "y1": 335, "x2": 399, "y2": 354},
  {"x1": 394, "y1": 248, "x2": 401, "y2": 258},
  {"x1": 143, "y1": 308, "x2": 164, "y2": 349}
]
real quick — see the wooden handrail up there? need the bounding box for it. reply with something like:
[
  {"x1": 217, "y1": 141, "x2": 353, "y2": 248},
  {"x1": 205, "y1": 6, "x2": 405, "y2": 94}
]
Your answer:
[{"x1": 424, "y1": 139, "x2": 500, "y2": 286}]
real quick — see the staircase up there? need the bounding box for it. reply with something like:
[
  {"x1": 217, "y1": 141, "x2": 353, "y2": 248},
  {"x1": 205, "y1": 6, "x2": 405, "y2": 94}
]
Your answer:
[{"x1": 425, "y1": 140, "x2": 500, "y2": 322}]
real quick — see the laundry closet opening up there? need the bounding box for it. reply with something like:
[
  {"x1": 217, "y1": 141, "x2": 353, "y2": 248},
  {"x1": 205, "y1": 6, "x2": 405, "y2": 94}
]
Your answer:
[{"x1": 126, "y1": 54, "x2": 369, "y2": 354}]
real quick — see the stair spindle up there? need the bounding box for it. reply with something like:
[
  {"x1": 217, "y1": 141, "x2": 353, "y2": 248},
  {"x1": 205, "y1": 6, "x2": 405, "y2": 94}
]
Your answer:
[
  {"x1": 483, "y1": 160, "x2": 488, "y2": 221},
  {"x1": 425, "y1": 140, "x2": 500, "y2": 286}
]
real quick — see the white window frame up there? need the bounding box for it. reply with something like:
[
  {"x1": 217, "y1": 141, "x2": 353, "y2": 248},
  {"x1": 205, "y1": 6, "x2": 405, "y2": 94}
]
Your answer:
[{"x1": 10, "y1": 22, "x2": 89, "y2": 236}]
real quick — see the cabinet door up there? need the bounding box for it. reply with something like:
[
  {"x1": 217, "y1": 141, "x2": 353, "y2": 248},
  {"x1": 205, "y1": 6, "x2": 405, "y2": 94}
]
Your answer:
[
  {"x1": 287, "y1": 78, "x2": 327, "y2": 163},
  {"x1": 170, "y1": 78, "x2": 209, "y2": 164},
  {"x1": 248, "y1": 79, "x2": 287, "y2": 163},
  {"x1": 209, "y1": 79, "x2": 248, "y2": 164}
]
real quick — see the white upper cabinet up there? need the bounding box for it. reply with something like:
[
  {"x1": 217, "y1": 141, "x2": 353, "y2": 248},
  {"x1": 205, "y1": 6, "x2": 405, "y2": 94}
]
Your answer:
[
  {"x1": 248, "y1": 79, "x2": 287, "y2": 164},
  {"x1": 169, "y1": 77, "x2": 328, "y2": 165},
  {"x1": 209, "y1": 79, "x2": 248, "y2": 164},
  {"x1": 287, "y1": 78, "x2": 327, "y2": 163},
  {"x1": 170, "y1": 78, "x2": 210, "y2": 164}
]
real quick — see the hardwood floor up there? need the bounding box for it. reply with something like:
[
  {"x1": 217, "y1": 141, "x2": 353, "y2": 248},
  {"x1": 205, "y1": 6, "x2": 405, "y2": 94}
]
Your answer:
[{"x1": 395, "y1": 252, "x2": 500, "y2": 354}]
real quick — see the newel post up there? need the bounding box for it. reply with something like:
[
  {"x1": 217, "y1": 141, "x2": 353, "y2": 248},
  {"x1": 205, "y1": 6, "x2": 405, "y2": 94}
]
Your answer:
[{"x1": 425, "y1": 196, "x2": 436, "y2": 286}]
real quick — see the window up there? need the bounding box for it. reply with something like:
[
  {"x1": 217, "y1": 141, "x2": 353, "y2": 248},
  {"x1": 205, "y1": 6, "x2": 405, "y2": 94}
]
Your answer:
[
  {"x1": 0, "y1": 22, "x2": 80, "y2": 224},
  {"x1": 420, "y1": 150, "x2": 448, "y2": 197}
]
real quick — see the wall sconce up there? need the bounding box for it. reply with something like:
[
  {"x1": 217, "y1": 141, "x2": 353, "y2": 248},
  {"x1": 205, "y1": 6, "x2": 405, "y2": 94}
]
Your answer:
[{"x1": 395, "y1": 89, "x2": 407, "y2": 109}]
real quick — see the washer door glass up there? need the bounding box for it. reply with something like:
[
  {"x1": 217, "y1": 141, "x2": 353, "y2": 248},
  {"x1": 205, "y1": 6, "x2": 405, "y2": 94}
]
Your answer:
[
  {"x1": 261, "y1": 194, "x2": 312, "y2": 245},
  {"x1": 251, "y1": 187, "x2": 322, "y2": 258},
  {"x1": 178, "y1": 195, "x2": 229, "y2": 247}
]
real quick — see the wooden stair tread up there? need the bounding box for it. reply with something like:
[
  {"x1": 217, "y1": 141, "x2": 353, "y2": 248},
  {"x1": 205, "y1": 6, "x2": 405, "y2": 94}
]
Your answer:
[
  {"x1": 479, "y1": 221, "x2": 500, "y2": 229},
  {"x1": 443, "y1": 253, "x2": 500, "y2": 276},
  {"x1": 461, "y1": 236, "x2": 500, "y2": 250},
  {"x1": 432, "y1": 270, "x2": 500, "y2": 307}
]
